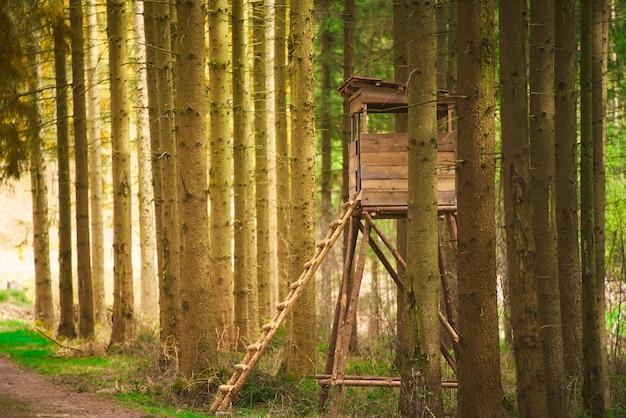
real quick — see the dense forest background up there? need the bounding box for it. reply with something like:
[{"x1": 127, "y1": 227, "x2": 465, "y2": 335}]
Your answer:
[{"x1": 0, "y1": 0, "x2": 625, "y2": 416}]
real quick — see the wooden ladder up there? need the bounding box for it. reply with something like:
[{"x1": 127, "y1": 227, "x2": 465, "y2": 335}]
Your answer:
[{"x1": 209, "y1": 197, "x2": 360, "y2": 414}]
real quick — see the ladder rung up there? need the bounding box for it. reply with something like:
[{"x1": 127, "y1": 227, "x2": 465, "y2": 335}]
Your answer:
[
  {"x1": 316, "y1": 239, "x2": 330, "y2": 248},
  {"x1": 219, "y1": 384, "x2": 234, "y2": 393},
  {"x1": 303, "y1": 258, "x2": 317, "y2": 269},
  {"x1": 247, "y1": 342, "x2": 262, "y2": 351},
  {"x1": 261, "y1": 322, "x2": 276, "y2": 331},
  {"x1": 233, "y1": 363, "x2": 248, "y2": 371},
  {"x1": 329, "y1": 219, "x2": 342, "y2": 228},
  {"x1": 276, "y1": 301, "x2": 289, "y2": 310},
  {"x1": 290, "y1": 279, "x2": 302, "y2": 289}
]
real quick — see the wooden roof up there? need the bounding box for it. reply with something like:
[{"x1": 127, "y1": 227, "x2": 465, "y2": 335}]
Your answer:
[{"x1": 337, "y1": 76, "x2": 455, "y2": 115}]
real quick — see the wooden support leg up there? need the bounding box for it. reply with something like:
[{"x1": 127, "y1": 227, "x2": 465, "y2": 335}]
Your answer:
[
  {"x1": 329, "y1": 220, "x2": 372, "y2": 417},
  {"x1": 319, "y1": 216, "x2": 359, "y2": 413}
]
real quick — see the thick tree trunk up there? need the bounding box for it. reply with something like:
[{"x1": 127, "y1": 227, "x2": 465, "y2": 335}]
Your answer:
[
  {"x1": 253, "y1": 0, "x2": 271, "y2": 323},
  {"x1": 232, "y1": 0, "x2": 256, "y2": 348},
  {"x1": 554, "y1": 0, "x2": 583, "y2": 380},
  {"x1": 529, "y1": 1, "x2": 569, "y2": 415},
  {"x1": 30, "y1": 54, "x2": 54, "y2": 328},
  {"x1": 319, "y1": 0, "x2": 334, "y2": 341},
  {"x1": 499, "y1": 1, "x2": 549, "y2": 415},
  {"x1": 132, "y1": 0, "x2": 158, "y2": 328},
  {"x1": 175, "y1": 0, "x2": 217, "y2": 375},
  {"x1": 70, "y1": 0, "x2": 95, "y2": 340},
  {"x1": 275, "y1": 0, "x2": 289, "y2": 308},
  {"x1": 108, "y1": 0, "x2": 135, "y2": 346},
  {"x1": 281, "y1": 0, "x2": 316, "y2": 377},
  {"x1": 455, "y1": 1, "x2": 503, "y2": 416},
  {"x1": 86, "y1": 0, "x2": 106, "y2": 326},
  {"x1": 54, "y1": 17, "x2": 76, "y2": 340},
  {"x1": 209, "y1": 0, "x2": 234, "y2": 349},
  {"x1": 400, "y1": 1, "x2": 442, "y2": 415},
  {"x1": 581, "y1": 0, "x2": 608, "y2": 414},
  {"x1": 392, "y1": 0, "x2": 408, "y2": 373}
]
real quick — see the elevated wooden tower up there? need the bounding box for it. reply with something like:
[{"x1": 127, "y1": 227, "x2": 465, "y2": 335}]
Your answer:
[
  {"x1": 316, "y1": 76, "x2": 459, "y2": 415},
  {"x1": 210, "y1": 77, "x2": 458, "y2": 415}
]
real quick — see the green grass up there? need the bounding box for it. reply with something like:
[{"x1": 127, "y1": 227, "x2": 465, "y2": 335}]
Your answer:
[
  {"x1": 0, "y1": 320, "x2": 212, "y2": 417},
  {"x1": 0, "y1": 289, "x2": 31, "y2": 306}
]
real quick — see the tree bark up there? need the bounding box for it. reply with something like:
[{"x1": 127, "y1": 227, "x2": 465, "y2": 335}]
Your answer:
[
  {"x1": 400, "y1": 1, "x2": 442, "y2": 415},
  {"x1": 108, "y1": 0, "x2": 135, "y2": 346},
  {"x1": 70, "y1": 0, "x2": 95, "y2": 340},
  {"x1": 209, "y1": 0, "x2": 234, "y2": 348},
  {"x1": 86, "y1": 0, "x2": 106, "y2": 326},
  {"x1": 456, "y1": 1, "x2": 503, "y2": 416},
  {"x1": 175, "y1": 0, "x2": 217, "y2": 375},
  {"x1": 253, "y1": 0, "x2": 271, "y2": 323},
  {"x1": 281, "y1": 0, "x2": 316, "y2": 377},
  {"x1": 30, "y1": 45, "x2": 55, "y2": 329},
  {"x1": 54, "y1": 15, "x2": 76, "y2": 340},
  {"x1": 132, "y1": 0, "x2": 158, "y2": 329},
  {"x1": 529, "y1": 1, "x2": 569, "y2": 415},
  {"x1": 499, "y1": 0, "x2": 549, "y2": 415},
  {"x1": 554, "y1": 0, "x2": 583, "y2": 380}
]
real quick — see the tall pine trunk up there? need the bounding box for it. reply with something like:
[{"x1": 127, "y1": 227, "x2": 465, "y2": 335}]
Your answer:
[
  {"x1": 54, "y1": 15, "x2": 76, "y2": 339},
  {"x1": 529, "y1": 1, "x2": 569, "y2": 414},
  {"x1": 30, "y1": 43, "x2": 54, "y2": 328},
  {"x1": 499, "y1": 0, "x2": 549, "y2": 415},
  {"x1": 456, "y1": 1, "x2": 504, "y2": 416},
  {"x1": 209, "y1": 0, "x2": 234, "y2": 348},
  {"x1": 281, "y1": 0, "x2": 316, "y2": 377},
  {"x1": 176, "y1": 0, "x2": 217, "y2": 375},
  {"x1": 132, "y1": 0, "x2": 158, "y2": 328},
  {"x1": 70, "y1": 0, "x2": 95, "y2": 339},
  {"x1": 86, "y1": 0, "x2": 106, "y2": 325},
  {"x1": 554, "y1": 0, "x2": 583, "y2": 380},
  {"x1": 400, "y1": 1, "x2": 442, "y2": 415},
  {"x1": 253, "y1": 0, "x2": 271, "y2": 322},
  {"x1": 108, "y1": 0, "x2": 135, "y2": 345}
]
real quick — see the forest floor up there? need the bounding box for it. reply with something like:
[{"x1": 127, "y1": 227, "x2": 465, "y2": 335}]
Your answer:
[{"x1": 0, "y1": 303, "x2": 159, "y2": 418}]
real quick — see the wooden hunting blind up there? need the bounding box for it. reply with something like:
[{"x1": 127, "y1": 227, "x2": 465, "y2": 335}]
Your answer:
[
  {"x1": 211, "y1": 77, "x2": 460, "y2": 415},
  {"x1": 339, "y1": 76, "x2": 456, "y2": 211}
]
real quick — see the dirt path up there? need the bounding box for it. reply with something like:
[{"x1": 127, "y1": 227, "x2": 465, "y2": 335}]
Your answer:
[{"x1": 0, "y1": 355, "x2": 155, "y2": 418}]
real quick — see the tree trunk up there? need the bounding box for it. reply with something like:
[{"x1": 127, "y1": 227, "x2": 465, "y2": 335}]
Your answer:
[
  {"x1": 108, "y1": 0, "x2": 135, "y2": 346},
  {"x1": 319, "y1": 0, "x2": 334, "y2": 341},
  {"x1": 400, "y1": 1, "x2": 442, "y2": 415},
  {"x1": 70, "y1": 0, "x2": 95, "y2": 340},
  {"x1": 592, "y1": 0, "x2": 610, "y2": 410},
  {"x1": 499, "y1": 0, "x2": 549, "y2": 415},
  {"x1": 529, "y1": 1, "x2": 569, "y2": 415},
  {"x1": 392, "y1": 0, "x2": 408, "y2": 373},
  {"x1": 30, "y1": 47, "x2": 54, "y2": 328},
  {"x1": 253, "y1": 0, "x2": 271, "y2": 323},
  {"x1": 132, "y1": 0, "x2": 158, "y2": 329},
  {"x1": 54, "y1": 16, "x2": 76, "y2": 340},
  {"x1": 281, "y1": 0, "x2": 316, "y2": 377},
  {"x1": 275, "y1": 0, "x2": 289, "y2": 308},
  {"x1": 175, "y1": 0, "x2": 217, "y2": 375},
  {"x1": 581, "y1": 0, "x2": 608, "y2": 414},
  {"x1": 209, "y1": 0, "x2": 234, "y2": 349},
  {"x1": 86, "y1": 0, "x2": 106, "y2": 326},
  {"x1": 232, "y1": 0, "x2": 256, "y2": 348},
  {"x1": 554, "y1": 0, "x2": 583, "y2": 380},
  {"x1": 455, "y1": 1, "x2": 503, "y2": 416}
]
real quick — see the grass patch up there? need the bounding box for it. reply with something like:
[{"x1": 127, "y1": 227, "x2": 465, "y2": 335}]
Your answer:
[{"x1": 0, "y1": 289, "x2": 31, "y2": 306}]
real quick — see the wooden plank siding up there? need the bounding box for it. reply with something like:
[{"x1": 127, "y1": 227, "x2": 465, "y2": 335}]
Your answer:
[{"x1": 349, "y1": 132, "x2": 456, "y2": 207}]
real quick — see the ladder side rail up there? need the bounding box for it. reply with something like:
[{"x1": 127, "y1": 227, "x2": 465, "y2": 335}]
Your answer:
[{"x1": 210, "y1": 200, "x2": 358, "y2": 413}]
